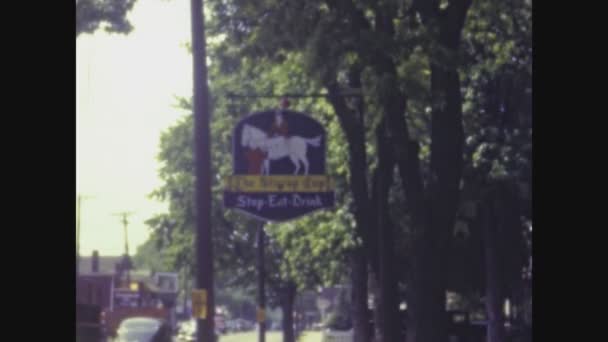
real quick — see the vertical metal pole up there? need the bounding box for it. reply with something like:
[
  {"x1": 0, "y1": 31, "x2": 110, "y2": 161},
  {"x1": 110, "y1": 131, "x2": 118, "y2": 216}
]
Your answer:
[
  {"x1": 190, "y1": 0, "x2": 214, "y2": 341},
  {"x1": 183, "y1": 266, "x2": 189, "y2": 318},
  {"x1": 257, "y1": 222, "x2": 266, "y2": 342}
]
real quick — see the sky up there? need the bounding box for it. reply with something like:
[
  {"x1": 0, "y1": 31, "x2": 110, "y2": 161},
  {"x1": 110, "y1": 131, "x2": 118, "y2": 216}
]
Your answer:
[{"x1": 76, "y1": 0, "x2": 192, "y2": 257}]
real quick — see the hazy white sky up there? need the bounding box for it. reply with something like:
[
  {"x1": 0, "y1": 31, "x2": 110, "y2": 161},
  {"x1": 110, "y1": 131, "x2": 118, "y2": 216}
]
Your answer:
[{"x1": 77, "y1": 0, "x2": 192, "y2": 256}]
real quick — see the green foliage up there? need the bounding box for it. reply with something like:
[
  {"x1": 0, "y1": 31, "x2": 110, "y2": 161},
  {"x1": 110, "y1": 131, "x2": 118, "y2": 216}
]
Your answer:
[
  {"x1": 76, "y1": 0, "x2": 137, "y2": 36},
  {"x1": 267, "y1": 208, "x2": 356, "y2": 290},
  {"x1": 445, "y1": 0, "x2": 532, "y2": 302},
  {"x1": 137, "y1": 0, "x2": 532, "y2": 331},
  {"x1": 216, "y1": 286, "x2": 258, "y2": 320},
  {"x1": 133, "y1": 237, "x2": 169, "y2": 273}
]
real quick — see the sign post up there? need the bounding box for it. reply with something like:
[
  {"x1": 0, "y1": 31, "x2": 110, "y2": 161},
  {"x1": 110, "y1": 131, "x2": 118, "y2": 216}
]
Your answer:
[
  {"x1": 257, "y1": 222, "x2": 266, "y2": 342},
  {"x1": 224, "y1": 99, "x2": 335, "y2": 342}
]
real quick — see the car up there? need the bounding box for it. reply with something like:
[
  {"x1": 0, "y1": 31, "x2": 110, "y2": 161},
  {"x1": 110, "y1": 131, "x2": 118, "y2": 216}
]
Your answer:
[{"x1": 114, "y1": 317, "x2": 172, "y2": 342}]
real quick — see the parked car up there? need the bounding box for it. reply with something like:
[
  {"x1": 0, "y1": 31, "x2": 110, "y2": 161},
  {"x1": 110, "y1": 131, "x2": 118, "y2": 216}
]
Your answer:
[{"x1": 114, "y1": 317, "x2": 172, "y2": 342}]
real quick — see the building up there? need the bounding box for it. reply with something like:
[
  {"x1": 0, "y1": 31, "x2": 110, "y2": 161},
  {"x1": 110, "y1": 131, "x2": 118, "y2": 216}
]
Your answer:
[
  {"x1": 77, "y1": 251, "x2": 180, "y2": 336},
  {"x1": 77, "y1": 251, "x2": 116, "y2": 312}
]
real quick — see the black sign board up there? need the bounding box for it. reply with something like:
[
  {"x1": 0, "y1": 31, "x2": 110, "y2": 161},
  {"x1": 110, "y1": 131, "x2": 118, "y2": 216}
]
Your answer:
[{"x1": 223, "y1": 109, "x2": 334, "y2": 221}]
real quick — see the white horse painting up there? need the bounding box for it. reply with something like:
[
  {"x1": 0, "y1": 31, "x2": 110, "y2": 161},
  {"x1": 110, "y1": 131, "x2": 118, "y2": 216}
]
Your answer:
[{"x1": 241, "y1": 123, "x2": 322, "y2": 175}]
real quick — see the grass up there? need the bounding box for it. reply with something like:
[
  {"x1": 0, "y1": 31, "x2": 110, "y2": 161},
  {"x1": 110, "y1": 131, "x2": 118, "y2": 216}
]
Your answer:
[
  {"x1": 217, "y1": 331, "x2": 322, "y2": 342},
  {"x1": 297, "y1": 331, "x2": 322, "y2": 342},
  {"x1": 218, "y1": 331, "x2": 281, "y2": 342}
]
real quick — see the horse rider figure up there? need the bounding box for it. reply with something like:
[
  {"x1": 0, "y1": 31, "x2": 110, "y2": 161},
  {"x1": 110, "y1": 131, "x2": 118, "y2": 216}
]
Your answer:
[{"x1": 270, "y1": 109, "x2": 289, "y2": 138}]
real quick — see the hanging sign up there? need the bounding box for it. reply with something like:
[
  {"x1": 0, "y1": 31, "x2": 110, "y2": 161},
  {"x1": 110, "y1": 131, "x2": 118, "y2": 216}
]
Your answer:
[{"x1": 223, "y1": 108, "x2": 335, "y2": 221}]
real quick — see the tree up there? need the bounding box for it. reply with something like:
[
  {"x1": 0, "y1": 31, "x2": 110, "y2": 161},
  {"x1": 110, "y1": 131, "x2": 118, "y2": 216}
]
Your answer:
[
  {"x1": 458, "y1": 1, "x2": 532, "y2": 341},
  {"x1": 133, "y1": 237, "x2": 168, "y2": 274},
  {"x1": 139, "y1": 1, "x2": 532, "y2": 342},
  {"x1": 76, "y1": 0, "x2": 137, "y2": 36},
  {"x1": 204, "y1": 1, "x2": 471, "y2": 341}
]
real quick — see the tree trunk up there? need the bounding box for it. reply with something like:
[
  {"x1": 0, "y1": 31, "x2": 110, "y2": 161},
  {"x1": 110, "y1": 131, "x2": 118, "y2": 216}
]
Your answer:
[
  {"x1": 351, "y1": 248, "x2": 371, "y2": 342},
  {"x1": 374, "y1": 122, "x2": 401, "y2": 342},
  {"x1": 408, "y1": 235, "x2": 447, "y2": 342},
  {"x1": 326, "y1": 73, "x2": 374, "y2": 342},
  {"x1": 482, "y1": 197, "x2": 506, "y2": 342},
  {"x1": 281, "y1": 283, "x2": 297, "y2": 342},
  {"x1": 377, "y1": 227, "x2": 402, "y2": 341},
  {"x1": 405, "y1": 4, "x2": 472, "y2": 342},
  {"x1": 407, "y1": 63, "x2": 464, "y2": 342},
  {"x1": 368, "y1": 274, "x2": 382, "y2": 341}
]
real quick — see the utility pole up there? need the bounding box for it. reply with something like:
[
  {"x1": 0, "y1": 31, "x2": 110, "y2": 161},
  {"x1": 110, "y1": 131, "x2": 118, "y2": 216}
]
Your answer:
[
  {"x1": 190, "y1": 0, "x2": 214, "y2": 341},
  {"x1": 113, "y1": 211, "x2": 134, "y2": 286}
]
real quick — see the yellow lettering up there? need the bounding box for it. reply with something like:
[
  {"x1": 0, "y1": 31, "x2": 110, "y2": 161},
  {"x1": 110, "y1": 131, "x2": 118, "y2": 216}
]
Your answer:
[{"x1": 224, "y1": 176, "x2": 334, "y2": 193}]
